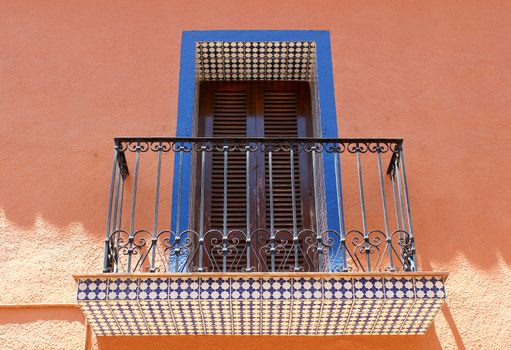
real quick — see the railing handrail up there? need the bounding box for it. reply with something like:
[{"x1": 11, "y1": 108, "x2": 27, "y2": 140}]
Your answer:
[
  {"x1": 113, "y1": 136, "x2": 404, "y2": 177},
  {"x1": 114, "y1": 136, "x2": 403, "y2": 145}
]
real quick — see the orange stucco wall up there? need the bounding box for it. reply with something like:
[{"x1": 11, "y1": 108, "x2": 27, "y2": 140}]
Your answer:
[{"x1": 1, "y1": 0, "x2": 510, "y2": 349}]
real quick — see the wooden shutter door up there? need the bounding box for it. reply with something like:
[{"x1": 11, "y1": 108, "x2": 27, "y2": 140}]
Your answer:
[
  {"x1": 197, "y1": 81, "x2": 316, "y2": 272},
  {"x1": 197, "y1": 81, "x2": 258, "y2": 271},
  {"x1": 256, "y1": 82, "x2": 317, "y2": 271}
]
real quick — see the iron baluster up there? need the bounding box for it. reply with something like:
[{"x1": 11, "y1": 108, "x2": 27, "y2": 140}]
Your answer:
[
  {"x1": 311, "y1": 145, "x2": 324, "y2": 271},
  {"x1": 333, "y1": 146, "x2": 347, "y2": 272},
  {"x1": 268, "y1": 149, "x2": 275, "y2": 272},
  {"x1": 103, "y1": 146, "x2": 120, "y2": 273},
  {"x1": 126, "y1": 142, "x2": 141, "y2": 273},
  {"x1": 376, "y1": 145, "x2": 394, "y2": 271},
  {"x1": 222, "y1": 146, "x2": 228, "y2": 272},
  {"x1": 356, "y1": 145, "x2": 370, "y2": 271},
  {"x1": 245, "y1": 146, "x2": 251, "y2": 272},
  {"x1": 398, "y1": 148, "x2": 417, "y2": 271},
  {"x1": 390, "y1": 165, "x2": 404, "y2": 262},
  {"x1": 150, "y1": 142, "x2": 163, "y2": 272},
  {"x1": 290, "y1": 147, "x2": 299, "y2": 272},
  {"x1": 198, "y1": 147, "x2": 206, "y2": 272},
  {"x1": 172, "y1": 148, "x2": 185, "y2": 273}
]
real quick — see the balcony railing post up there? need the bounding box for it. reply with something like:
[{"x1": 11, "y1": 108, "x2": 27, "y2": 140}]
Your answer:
[
  {"x1": 198, "y1": 146, "x2": 206, "y2": 272},
  {"x1": 103, "y1": 145, "x2": 120, "y2": 273},
  {"x1": 245, "y1": 145, "x2": 251, "y2": 272},
  {"x1": 171, "y1": 147, "x2": 185, "y2": 273},
  {"x1": 290, "y1": 146, "x2": 299, "y2": 272},
  {"x1": 376, "y1": 145, "x2": 395, "y2": 271},
  {"x1": 150, "y1": 142, "x2": 163, "y2": 272},
  {"x1": 398, "y1": 147, "x2": 417, "y2": 271},
  {"x1": 268, "y1": 147, "x2": 276, "y2": 272},
  {"x1": 311, "y1": 145, "x2": 324, "y2": 272},
  {"x1": 126, "y1": 142, "x2": 142, "y2": 273},
  {"x1": 333, "y1": 145, "x2": 347, "y2": 272},
  {"x1": 356, "y1": 144, "x2": 371, "y2": 271},
  {"x1": 390, "y1": 164, "x2": 404, "y2": 262},
  {"x1": 222, "y1": 145, "x2": 228, "y2": 272}
]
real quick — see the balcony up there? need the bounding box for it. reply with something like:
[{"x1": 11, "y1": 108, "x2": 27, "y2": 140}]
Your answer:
[{"x1": 75, "y1": 137, "x2": 447, "y2": 336}]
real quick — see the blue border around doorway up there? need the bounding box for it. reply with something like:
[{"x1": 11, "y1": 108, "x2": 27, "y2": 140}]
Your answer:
[{"x1": 172, "y1": 30, "x2": 339, "y2": 244}]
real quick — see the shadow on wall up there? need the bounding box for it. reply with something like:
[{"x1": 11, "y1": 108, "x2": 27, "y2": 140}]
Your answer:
[{"x1": 1, "y1": 137, "x2": 511, "y2": 271}]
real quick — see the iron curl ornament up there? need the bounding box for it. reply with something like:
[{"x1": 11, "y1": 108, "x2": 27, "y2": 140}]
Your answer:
[{"x1": 104, "y1": 228, "x2": 415, "y2": 273}]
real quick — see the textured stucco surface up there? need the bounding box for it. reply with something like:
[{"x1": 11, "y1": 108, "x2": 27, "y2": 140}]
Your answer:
[
  {"x1": 1, "y1": 0, "x2": 511, "y2": 349},
  {"x1": 0, "y1": 212, "x2": 102, "y2": 304},
  {"x1": 0, "y1": 321, "x2": 86, "y2": 350}
]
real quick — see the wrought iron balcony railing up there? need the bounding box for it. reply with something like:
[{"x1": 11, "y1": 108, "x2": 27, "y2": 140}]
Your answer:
[{"x1": 103, "y1": 137, "x2": 417, "y2": 274}]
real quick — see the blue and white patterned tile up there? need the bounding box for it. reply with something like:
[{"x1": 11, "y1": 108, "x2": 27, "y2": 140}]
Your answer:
[
  {"x1": 231, "y1": 299, "x2": 261, "y2": 335},
  {"x1": 344, "y1": 299, "x2": 384, "y2": 335},
  {"x1": 323, "y1": 277, "x2": 354, "y2": 299},
  {"x1": 317, "y1": 300, "x2": 353, "y2": 335},
  {"x1": 260, "y1": 278, "x2": 293, "y2": 335},
  {"x1": 139, "y1": 300, "x2": 176, "y2": 335},
  {"x1": 77, "y1": 278, "x2": 108, "y2": 301},
  {"x1": 261, "y1": 277, "x2": 293, "y2": 300},
  {"x1": 289, "y1": 278, "x2": 323, "y2": 335},
  {"x1": 202, "y1": 299, "x2": 233, "y2": 335},
  {"x1": 80, "y1": 301, "x2": 121, "y2": 336},
  {"x1": 353, "y1": 277, "x2": 385, "y2": 299},
  {"x1": 401, "y1": 299, "x2": 444, "y2": 335},
  {"x1": 231, "y1": 277, "x2": 261, "y2": 299},
  {"x1": 231, "y1": 277, "x2": 261, "y2": 335},
  {"x1": 78, "y1": 274, "x2": 446, "y2": 336},
  {"x1": 414, "y1": 276, "x2": 446, "y2": 299},
  {"x1": 384, "y1": 277, "x2": 415, "y2": 299},
  {"x1": 138, "y1": 278, "x2": 169, "y2": 300},
  {"x1": 200, "y1": 277, "x2": 230, "y2": 300},
  {"x1": 107, "y1": 278, "x2": 139, "y2": 301},
  {"x1": 170, "y1": 300, "x2": 204, "y2": 335},
  {"x1": 199, "y1": 276, "x2": 232, "y2": 334},
  {"x1": 289, "y1": 299, "x2": 323, "y2": 335},
  {"x1": 320, "y1": 275, "x2": 355, "y2": 334},
  {"x1": 292, "y1": 278, "x2": 323, "y2": 299},
  {"x1": 261, "y1": 299, "x2": 292, "y2": 335},
  {"x1": 168, "y1": 278, "x2": 200, "y2": 300},
  {"x1": 372, "y1": 298, "x2": 414, "y2": 334},
  {"x1": 109, "y1": 301, "x2": 149, "y2": 335}
]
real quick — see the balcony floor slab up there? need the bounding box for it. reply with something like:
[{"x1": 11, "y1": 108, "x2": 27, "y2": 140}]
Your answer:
[{"x1": 75, "y1": 272, "x2": 447, "y2": 336}]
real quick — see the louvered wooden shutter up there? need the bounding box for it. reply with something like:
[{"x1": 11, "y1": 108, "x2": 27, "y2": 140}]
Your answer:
[
  {"x1": 210, "y1": 90, "x2": 248, "y2": 230},
  {"x1": 259, "y1": 82, "x2": 315, "y2": 271},
  {"x1": 197, "y1": 81, "x2": 315, "y2": 271}
]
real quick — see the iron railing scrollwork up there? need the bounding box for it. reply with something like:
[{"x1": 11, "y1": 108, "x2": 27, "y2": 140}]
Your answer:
[{"x1": 103, "y1": 137, "x2": 417, "y2": 274}]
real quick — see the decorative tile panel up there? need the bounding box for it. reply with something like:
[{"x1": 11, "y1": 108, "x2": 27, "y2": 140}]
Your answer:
[
  {"x1": 77, "y1": 278, "x2": 108, "y2": 301},
  {"x1": 77, "y1": 274, "x2": 446, "y2": 336},
  {"x1": 168, "y1": 278, "x2": 203, "y2": 335},
  {"x1": 138, "y1": 278, "x2": 176, "y2": 335},
  {"x1": 196, "y1": 41, "x2": 317, "y2": 81},
  {"x1": 289, "y1": 278, "x2": 323, "y2": 335},
  {"x1": 261, "y1": 278, "x2": 292, "y2": 335},
  {"x1": 79, "y1": 301, "x2": 121, "y2": 336},
  {"x1": 200, "y1": 278, "x2": 232, "y2": 334},
  {"x1": 318, "y1": 277, "x2": 354, "y2": 335},
  {"x1": 231, "y1": 277, "x2": 261, "y2": 335}
]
